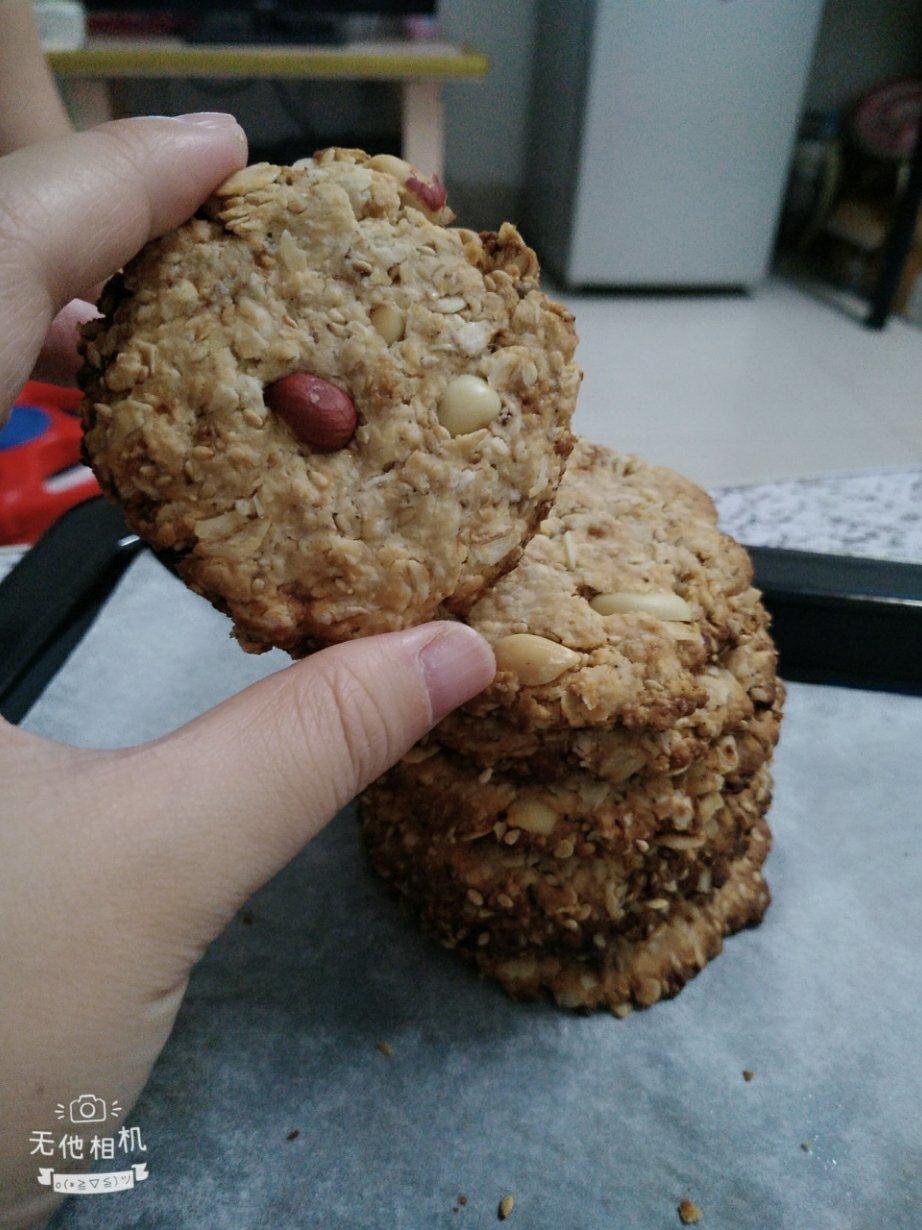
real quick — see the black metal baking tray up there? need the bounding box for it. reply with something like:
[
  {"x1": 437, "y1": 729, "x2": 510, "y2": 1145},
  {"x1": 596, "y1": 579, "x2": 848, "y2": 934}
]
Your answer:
[
  {"x1": 0, "y1": 498, "x2": 142, "y2": 723},
  {"x1": 745, "y1": 546, "x2": 921, "y2": 695},
  {"x1": 0, "y1": 498, "x2": 919, "y2": 724}
]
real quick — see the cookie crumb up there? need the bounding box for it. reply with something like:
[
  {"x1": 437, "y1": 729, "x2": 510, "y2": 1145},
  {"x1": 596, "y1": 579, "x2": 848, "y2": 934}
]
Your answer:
[
  {"x1": 286, "y1": 1129, "x2": 300, "y2": 1141},
  {"x1": 498, "y1": 1193, "x2": 515, "y2": 1220},
  {"x1": 742, "y1": 1069, "x2": 754, "y2": 1082},
  {"x1": 376, "y1": 1041, "x2": 394, "y2": 1057},
  {"x1": 241, "y1": 910, "x2": 255, "y2": 926},
  {"x1": 678, "y1": 1198, "x2": 702, "y2": 1224},
  {"x1": 801, "y1": 1140, "x2": 812, "y2": 1152}
]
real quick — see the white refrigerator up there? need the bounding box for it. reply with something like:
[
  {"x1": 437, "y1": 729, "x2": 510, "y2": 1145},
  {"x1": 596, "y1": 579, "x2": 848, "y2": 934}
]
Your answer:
[{"x1": 524, "y1": 0, "x2": 825, "y2": 288}]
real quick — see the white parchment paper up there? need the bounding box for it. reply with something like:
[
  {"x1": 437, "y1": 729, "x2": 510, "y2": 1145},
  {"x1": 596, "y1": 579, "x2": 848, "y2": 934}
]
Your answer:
[{"x1": 23, "y1": 553, "x2": 921, "y2": 1230}]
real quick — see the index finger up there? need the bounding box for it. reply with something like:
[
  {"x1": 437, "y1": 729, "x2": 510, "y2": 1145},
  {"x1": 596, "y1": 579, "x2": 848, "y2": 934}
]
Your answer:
[{"x1": 0, "y1": 114, "x2": 247, "y2": 414}]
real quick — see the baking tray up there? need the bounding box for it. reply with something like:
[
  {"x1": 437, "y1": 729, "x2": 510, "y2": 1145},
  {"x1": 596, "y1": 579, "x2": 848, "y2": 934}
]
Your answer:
[
  {"x1": 5, "y1": 502, "x2": 917, "y2": 1230},
  {"x1": 1, "y1": 497, "x2": 920, "y2": 723}
]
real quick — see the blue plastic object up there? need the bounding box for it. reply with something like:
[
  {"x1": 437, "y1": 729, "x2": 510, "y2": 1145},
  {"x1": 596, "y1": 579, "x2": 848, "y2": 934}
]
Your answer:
[{"x1": 0, "y1": 404, "x2": 50, "y2": 451}]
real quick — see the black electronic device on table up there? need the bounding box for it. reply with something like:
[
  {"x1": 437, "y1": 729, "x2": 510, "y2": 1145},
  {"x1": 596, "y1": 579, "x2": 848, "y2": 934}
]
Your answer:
[
  {"x1": 85, "y1": 1, "x2": 437, "y2": 44},
  {"x1": 0, "y1": 497, "x2": 920, "y2": 725}
]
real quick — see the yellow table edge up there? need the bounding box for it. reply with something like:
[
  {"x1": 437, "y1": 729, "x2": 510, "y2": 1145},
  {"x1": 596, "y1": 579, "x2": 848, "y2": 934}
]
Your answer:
[{"x1": 48, "y1": 44, "x2": 489, "y2": 81}]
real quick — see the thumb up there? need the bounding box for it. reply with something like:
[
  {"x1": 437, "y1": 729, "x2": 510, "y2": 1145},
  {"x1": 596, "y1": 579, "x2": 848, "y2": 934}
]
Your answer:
[
  {"x1": 0, "y1": 114, "x2": 247, "y2": 412},
  {"x1": 115, "y1": 622, "x2": 494, "y2": 942}
]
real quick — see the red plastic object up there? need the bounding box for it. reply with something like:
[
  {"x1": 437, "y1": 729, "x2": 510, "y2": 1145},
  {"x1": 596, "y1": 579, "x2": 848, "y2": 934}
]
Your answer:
[
  {"x1": 0, "y1": 381, "x2": 100, "y2": 545},
  {"x1": 853, "y1": 78, "x2": 922, "y2": 162}
]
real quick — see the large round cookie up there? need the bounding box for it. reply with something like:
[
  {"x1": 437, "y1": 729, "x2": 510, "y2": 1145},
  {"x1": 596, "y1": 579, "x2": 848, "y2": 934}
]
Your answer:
[
  {"x1": 363, "y1": 730, "x2": 775, "y2": 858},
  {"x1": 432, "y1": 640, "x2": 783, "y2": 783},
  {"x1": 361, "y1": 773, "x2": 773, "y2": 1007},
  {"x1": 440, "y1": 440, "x2": 769, "y2": 733},
  {"x1": 479, "y1": 824, "x2": 772, "y2": 1014},
  {"x1": 80, "y1": 148, "x2": 580, "y2": 654}
]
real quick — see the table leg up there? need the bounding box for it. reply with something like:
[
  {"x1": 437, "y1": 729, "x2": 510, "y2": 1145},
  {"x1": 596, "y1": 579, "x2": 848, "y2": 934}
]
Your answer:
[
  {"x1": 61, "y1": 77, "x2": 114, "y2": 130},
  {"x1": 866, "y1": 123, "x2": 922, "y2": 329},
  {"x1": 401, "y1": 79, "x2": 444, "y2": 179}
]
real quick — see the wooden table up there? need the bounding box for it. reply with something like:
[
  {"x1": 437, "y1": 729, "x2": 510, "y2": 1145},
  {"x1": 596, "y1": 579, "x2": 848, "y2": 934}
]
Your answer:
[{"x1": 48, "y1": 38, "x2": 489, "y2": 177}]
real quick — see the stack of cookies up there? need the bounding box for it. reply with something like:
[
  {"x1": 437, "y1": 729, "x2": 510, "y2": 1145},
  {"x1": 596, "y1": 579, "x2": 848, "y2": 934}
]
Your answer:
[
  {"x1": 76, "y1": 148, "x2": 782, "y2": 1016},
  {"x1": 361, "y1": 440, "x2": 783, "y2": 1014}
]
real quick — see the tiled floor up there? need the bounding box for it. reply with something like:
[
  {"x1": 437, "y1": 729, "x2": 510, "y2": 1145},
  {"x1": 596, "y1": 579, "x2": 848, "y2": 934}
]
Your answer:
[{"x1": 563, "y1": 277, "x2": 922, "y2": 488}]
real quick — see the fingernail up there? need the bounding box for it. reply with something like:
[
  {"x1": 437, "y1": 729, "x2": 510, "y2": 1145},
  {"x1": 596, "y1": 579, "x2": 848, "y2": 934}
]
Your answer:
[
  {"x1": 417, "y1": 624, "x2": 495, "y2": 724},
  {"x1": 172, "y1": 112, "x2": 241, "y2": 127}
]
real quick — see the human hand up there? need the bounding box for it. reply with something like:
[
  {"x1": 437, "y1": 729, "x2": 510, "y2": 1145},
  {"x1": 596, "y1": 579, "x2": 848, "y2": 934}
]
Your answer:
[
  {"x1": 0, "y1": 0, "x2": 92, "y2": 389},
  {"x1": 0, "y1": 119, "x2": 495, "y2": 1227},
  {"x1": 0, "y1": 112, "x2": 245, "y2": 417}
]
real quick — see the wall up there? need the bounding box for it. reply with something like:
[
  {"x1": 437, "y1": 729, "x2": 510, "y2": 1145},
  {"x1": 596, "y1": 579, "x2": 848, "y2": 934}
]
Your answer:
[
  {"x1": 436, "y1": 0, "x2": 538, "y2": 228},
  {"x1": 804, "y1": 0, "x2": 922, "y2": 114}
]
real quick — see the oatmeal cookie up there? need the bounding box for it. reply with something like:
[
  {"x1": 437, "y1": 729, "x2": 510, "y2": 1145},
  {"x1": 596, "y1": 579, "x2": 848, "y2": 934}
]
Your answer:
[
  {"x1": 363, "y1": 728, "x2": 774, "y2": 858},
  {"x1": 433, "y1": 638, "x2": 783, "y2": 783},
  {"x1": 479, "y1": 822, "x2": 771, "y2": 1013},
  {"x1": 449, "y1": 441, "x2": 771, "y2": 733},
  {"x1": 80, "y1": 148, "x2": 580, "y2": 654},
  {"x1": 361, "y1": 775, "x2": 772, "y2": 997}
]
